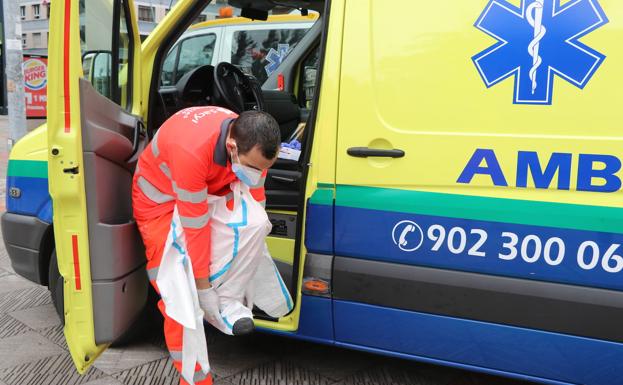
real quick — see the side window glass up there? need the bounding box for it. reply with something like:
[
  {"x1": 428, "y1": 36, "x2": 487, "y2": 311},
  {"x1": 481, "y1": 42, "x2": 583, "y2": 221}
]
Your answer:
[
  {"x1": 82, "y1": 53, "x2": 94, "y2": 80},
  {"x1": 231, "y1": 28, "x2": 309, "y2": 84},
  {"x1": 117, "y1": 3, "x2": 132, "y2": 109},
  {"x1": 92, "y1": 52, "x2": 112, "y2": 98},
  {"x1": 79, "y1": 0, "x2": 134, "y2": 109},
  {"x1": 175, "y1": 34, "x2": 216, "y2": 84},
  {"x1": 299, "y1": 46, "x2": 320, "y2": 109},
  {"x1": 161, "y1": 46, "x2": 178, "y2": 86}
]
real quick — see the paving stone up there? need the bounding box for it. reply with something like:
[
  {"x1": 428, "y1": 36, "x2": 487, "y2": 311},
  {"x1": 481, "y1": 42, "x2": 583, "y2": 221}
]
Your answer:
[
  {"x1": 0, "y1": 286, "x2": 52, "y2": 313},
  {"x1": 414, "y1": 362, "x2": 468, "y2": 385},
  {"x1": 447, "y1": 371, "x2": 527, "y2": 385},
  {"x1": 146, "y1": 327, "x2": 167, "y2": 351},
  {"x1": 0, "y1": 274, "x2": 37, "y2": 294},
  {"x1": 10, "y1": 304, "x2": 61, "y2": 330},
  {"x1": 112, "y1": 357, "x2": 179, "y2": 385},
  {"x1": 38, "y1": 325, "x2": 69, "y2": 350},
  {"x1": 0, "y1": 332, "x2": 64, "y2": 370},
  {"x1": 206, "y1": 334, "x2": 278, "y2": 378},
  {"x1": 92, "y1": 342, "x2": 168, "y2": 375},
  {"x1": 228, "y1": 359, "x2": 333, "y2": 385},
  {"x1": 284, "y1": 341, "x2": 376, "y2": 381},
  {"x1": 236, "y1": 333, "x2": 300, "y2": 357},
  {"x1": 339, "y1": 365, "x2": 440, "y2": 385},
  {"x1": 213, "y1": 379, "x2": 235, "y2": 385},
  {"x1": 80, "y1": 376, "x2": 125, "y2": 385},
  {"x1": 0, "y1": 251, "x2": 12, "y2": 272},
  {"x1": 338, "y1": 359, "x2": 524, "y2": 385},
  {"x1": 206, "y1": 324, "x2": 234, "y2": 346},
  {"x1": 0, "y1": 268, "x2": 12, "y2": 279},
  {"x1": 0, "y1": 352, "x2": 106, "y2": 385},
  {"x1": 0, "y1": 313, "x2": 32, "y2": 339}
]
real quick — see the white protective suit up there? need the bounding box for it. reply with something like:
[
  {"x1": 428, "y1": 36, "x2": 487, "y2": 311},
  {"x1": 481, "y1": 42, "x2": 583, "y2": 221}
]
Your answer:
[
  {"x1": 156, "y1": 182, "x2": 293, "y2": 383},
  {"x1": 207, "y1": 181, "x2": 293, "y2": 334}
]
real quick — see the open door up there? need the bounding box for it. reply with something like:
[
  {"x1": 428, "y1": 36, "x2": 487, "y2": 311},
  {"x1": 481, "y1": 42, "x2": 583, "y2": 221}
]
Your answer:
[{"x1": 47, "y1": 0, "x2": 145, "y2": 372}]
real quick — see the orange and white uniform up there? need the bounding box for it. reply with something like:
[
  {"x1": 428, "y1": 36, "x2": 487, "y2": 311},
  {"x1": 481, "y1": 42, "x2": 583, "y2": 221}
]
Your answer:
[{"x1": 131, "y1": 106, "x2": 266, "y2": 385}]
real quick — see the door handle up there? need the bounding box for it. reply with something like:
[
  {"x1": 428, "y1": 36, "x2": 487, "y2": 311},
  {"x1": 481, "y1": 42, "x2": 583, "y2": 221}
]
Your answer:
[
  {"x1": 347, "y1": 147, "x2": 405, "y2": 158},
  {"x1": 132, "y1": 121, "x2": 144, "y2": 155},
  {"x1": 127, "y1": 120, "x2": 144, "y2": 161},
  {"x1": 271, "y1": 175, "x2": 298, "y2": 184}
]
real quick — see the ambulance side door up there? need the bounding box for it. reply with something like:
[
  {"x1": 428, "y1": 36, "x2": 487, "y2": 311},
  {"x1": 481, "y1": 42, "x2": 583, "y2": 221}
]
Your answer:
[
  {"x1": 47, "y1": 0, "x2": 145, "y2": 372},
  {"x1": 332, "y1": 0, "x2": 623, "y2": 375}
]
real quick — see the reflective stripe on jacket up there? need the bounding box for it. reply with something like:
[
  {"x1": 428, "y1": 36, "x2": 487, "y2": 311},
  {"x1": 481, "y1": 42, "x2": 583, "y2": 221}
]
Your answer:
[{"x1": 132, "y1": 106, "x2": 267, "y2": 279}]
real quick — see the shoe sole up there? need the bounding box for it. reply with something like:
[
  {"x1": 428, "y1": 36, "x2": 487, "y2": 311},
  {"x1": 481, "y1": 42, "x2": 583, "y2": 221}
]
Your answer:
[{"x1": 232, "y1": 318, "x2": 255, "y2": 336}]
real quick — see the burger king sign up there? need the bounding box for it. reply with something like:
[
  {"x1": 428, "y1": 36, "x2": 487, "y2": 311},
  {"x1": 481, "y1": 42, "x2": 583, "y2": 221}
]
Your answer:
[{"x1": 22, "y1": 57, "x2": 48, "y2": 118}]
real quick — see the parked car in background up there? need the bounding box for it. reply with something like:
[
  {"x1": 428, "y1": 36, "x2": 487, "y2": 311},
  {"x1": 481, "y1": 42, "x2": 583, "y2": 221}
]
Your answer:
[{"x1": 161, "y1": 13, "x2": 316, "y2": 86}]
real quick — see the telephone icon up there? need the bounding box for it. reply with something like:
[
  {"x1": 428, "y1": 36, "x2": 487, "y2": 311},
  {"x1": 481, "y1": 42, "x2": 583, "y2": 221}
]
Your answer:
[
  {"x1": 399, "y1": 224, "x2": 416, "y2": 247},
  {"x1": 392, "y1": 220, "x2": 423, "y2": 252}
]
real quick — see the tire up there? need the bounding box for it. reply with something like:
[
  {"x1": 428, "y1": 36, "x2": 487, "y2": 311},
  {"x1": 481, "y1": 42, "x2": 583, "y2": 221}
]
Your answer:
[{"x1": 48, "y1": 250, "x2": 65, "y2": 325}]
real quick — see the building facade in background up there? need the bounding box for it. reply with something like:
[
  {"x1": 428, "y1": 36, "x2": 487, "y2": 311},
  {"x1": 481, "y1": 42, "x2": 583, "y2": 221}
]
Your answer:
[{"x1": 18, "y1": 0, "x2": 226, "y2": 55}]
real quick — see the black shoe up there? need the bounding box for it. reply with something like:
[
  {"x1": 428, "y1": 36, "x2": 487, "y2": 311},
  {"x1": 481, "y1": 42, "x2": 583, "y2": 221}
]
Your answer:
[{"x1": 232, "y1": 317, "x2": 255, "y2": 336}]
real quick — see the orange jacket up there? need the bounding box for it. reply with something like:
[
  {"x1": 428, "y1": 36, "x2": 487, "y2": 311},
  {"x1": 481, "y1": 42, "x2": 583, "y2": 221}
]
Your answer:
[{"x1": 132, "y1": 106, "x2": 267, "y2": 279}]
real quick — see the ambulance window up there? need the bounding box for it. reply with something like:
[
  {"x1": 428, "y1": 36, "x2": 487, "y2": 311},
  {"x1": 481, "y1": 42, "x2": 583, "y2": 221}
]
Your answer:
[
  {"x1": 161, "y1": 46, "x2": 179, "y2": 86},
  {"x1": 116, "y1": 3, "x2": 133, "y2": 110},
  {"x1": 231, "y1": 28, "x2": 309, "y2": 84},
  {"x1": 91, "y1": 52, "x2": 112, "y2": 98},
  {"x1": 299, "y1": 45, "x2": 320, "y2": 109},
  {"x1": 79, "y1": 0, "x2": 134, "y2": 109},
  {"x1": 175, "y1": 34, "x2": 216, "y2": 84}
]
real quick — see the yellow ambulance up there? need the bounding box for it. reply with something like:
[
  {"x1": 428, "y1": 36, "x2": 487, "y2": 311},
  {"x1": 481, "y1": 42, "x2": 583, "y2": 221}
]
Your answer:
[{"x1": 3, "y1": 1, "x2": 623, "y2": 384}]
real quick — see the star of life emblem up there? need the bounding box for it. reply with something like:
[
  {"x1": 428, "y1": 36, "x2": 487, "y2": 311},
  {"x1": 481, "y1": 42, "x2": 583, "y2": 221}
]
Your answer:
[
  {"x1": 265, "y1": 44, "x2": 291, "y2": 77},
  {"x1": 472, "y1": 0, "x2": 608, "y2": 105}
]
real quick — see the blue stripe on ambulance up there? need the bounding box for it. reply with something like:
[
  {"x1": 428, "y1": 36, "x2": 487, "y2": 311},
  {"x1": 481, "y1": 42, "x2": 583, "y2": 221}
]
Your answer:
[{"x1": 6, "y1": 176, "x2": 52, "y2": 223}]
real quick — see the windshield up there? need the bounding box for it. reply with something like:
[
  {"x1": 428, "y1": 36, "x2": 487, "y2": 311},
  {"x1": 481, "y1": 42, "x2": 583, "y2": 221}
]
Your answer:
[{"x1": 159, "y1": 2, "x2": 318, "y2": 87}]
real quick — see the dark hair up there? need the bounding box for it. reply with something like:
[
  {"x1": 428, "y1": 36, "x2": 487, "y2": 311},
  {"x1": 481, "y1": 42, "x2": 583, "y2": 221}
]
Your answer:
[{"x1": 231, "y1": 111, "x2": 281, "y2": 159}]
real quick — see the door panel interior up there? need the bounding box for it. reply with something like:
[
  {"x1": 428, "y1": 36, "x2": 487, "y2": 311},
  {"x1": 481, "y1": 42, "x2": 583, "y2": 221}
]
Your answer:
[
  {"x1": 265, "y1": 165, "x2": 302, "y2": 211},
  {"x1": 79, "y1": 79, "x2": 148, "y2": 344},
  {"x1": 262, "y1": 90, "x2": 300, "y2": 141}
]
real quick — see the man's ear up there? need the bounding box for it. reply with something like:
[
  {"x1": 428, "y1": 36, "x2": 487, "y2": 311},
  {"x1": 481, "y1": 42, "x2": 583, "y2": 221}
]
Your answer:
[{"x1": 225, "y1": 137, "x2": 236, "y2": 154}]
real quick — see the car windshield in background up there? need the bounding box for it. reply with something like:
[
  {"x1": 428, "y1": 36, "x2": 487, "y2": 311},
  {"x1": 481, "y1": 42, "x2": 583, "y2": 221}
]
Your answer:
[
  {"x1": 231, "y1": 27, "x2": 308, "y2": 83},
  {"x1": 159, "y1": 3, "x2": 317, "y2": 87}
]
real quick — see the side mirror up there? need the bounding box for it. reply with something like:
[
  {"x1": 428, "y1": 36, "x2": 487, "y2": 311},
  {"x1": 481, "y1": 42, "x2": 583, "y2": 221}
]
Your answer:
[{"x1": 81, "y1": 50, "x2": 113, "y2": 99}]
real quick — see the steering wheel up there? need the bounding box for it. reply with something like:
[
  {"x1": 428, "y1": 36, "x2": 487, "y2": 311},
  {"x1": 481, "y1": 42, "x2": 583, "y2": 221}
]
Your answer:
[{"x1": 214, "y1": 62, "x2": 264, "y2": 113}]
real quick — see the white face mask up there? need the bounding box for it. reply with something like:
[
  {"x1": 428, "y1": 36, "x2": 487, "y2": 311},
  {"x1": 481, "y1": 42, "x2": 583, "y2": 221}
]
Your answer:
[{"x1": 231, "y1": 147, "x2": 263, "y2": 187}]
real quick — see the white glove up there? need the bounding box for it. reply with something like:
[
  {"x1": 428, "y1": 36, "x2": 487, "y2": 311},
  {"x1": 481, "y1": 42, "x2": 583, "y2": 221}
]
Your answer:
[{"x1": 197, "y1": 287, "x2": 228, "y2": 334}]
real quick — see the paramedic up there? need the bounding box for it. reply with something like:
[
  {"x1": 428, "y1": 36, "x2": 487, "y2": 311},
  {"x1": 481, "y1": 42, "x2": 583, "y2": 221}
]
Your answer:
[{"x1": 131, "y1": 106, "x2": 281, "y2": 385}]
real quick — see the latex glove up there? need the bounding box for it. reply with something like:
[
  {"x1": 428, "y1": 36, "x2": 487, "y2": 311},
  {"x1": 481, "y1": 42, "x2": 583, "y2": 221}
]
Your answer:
[{"x1": 197, "y1": 287, "x2": 228, "y2": 333}]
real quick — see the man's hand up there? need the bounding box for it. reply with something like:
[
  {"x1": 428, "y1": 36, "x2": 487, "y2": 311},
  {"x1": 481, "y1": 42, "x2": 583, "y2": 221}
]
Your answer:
[{"x1": 197, "y1": 287, "x2": 229, "y2": 334}]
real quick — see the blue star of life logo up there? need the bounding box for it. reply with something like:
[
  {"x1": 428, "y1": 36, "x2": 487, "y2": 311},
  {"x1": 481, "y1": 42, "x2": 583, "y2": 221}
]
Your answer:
[
  {"x1": 265, "y1": 44, "x2": 290, "y2": 76},
  {"x1": 472, "y1": 0, "x2": 608, "y2": 105}
]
